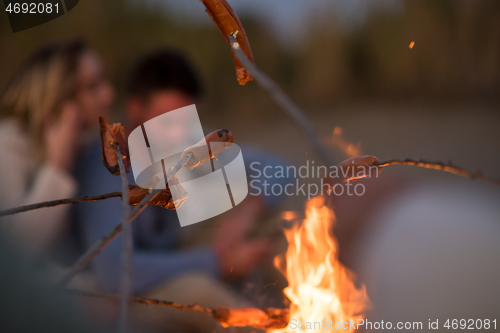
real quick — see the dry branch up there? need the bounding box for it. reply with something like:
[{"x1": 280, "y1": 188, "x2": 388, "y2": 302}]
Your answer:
[
  {"x1": 64, "y1": 288, "x2": 289, "y2": 330},
  {"x1": 0, "y1": 187, "x2": 180, "y2": 218},
  {"x1": 53, "y1": 191, "x2": 157, "y2": 289},
  {"x1": 2, "y1": 158, "x2": 499, "y2": 221},
  {"x1": 0, "y1": 192, "x2": 122, "y2": 217},
  {"x1": 65, "y1": 288, "x2": 213, "y2": 314},
  {"x1": 54, "y1": 153, "x2": 194, "y2": 289},
  {"x1": 116, "y1": 144, "x2": 132, "y2": 333},
  {"x1": 377, "y1": 158, "x2": 500, "y2": 186}
]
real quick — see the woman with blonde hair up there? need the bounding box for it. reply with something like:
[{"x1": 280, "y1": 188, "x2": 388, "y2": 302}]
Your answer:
[{"x1": 0, "y1": 40, "x2": 114, "y2": 257}]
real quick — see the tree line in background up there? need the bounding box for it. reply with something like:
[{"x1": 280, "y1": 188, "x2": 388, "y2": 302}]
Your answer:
[{"x1": 0, "y1": 0, "x2": 499, "y2": 123}]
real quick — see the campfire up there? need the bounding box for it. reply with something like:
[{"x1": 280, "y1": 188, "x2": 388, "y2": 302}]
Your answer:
[
  {"x1": 272, "y1": 196, "x2": 370, "y2": 332},
  {"x1": 208, "y1": 195, "x2": 371, "y2": 331},
  {"x1": 2, "y1": 2, "x2": 498, "y2": 333}
]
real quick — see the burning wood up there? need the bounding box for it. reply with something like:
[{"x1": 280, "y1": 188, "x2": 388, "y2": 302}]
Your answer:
[
  {"x1": 65, "y1": 288, "x2": 290, "y2": 330},
  {"x1": 213, "y1": 306, "x2": 289, "y2": 330}
]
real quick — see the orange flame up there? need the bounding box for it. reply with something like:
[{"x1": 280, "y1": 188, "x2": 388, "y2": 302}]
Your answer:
[
  {"x1": 273, "y1": 197, "x2": 370, "y2": 332},
  {"x1": 280, "y1": 211, "x2": 302, "y2": 222},
  {"x1": 325, "y1": 127, "x2": 363, "y2": 158}
]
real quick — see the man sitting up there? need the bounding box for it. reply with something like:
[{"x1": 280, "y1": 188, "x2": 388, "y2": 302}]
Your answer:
[{"x1": 73, "y1": 49, "x2": 289, "y2": 332}]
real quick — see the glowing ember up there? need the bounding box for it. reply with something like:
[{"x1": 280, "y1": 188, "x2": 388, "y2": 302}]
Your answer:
[
  {"x1": 273, "y1": 197, "x2": 370, "y2": 332},
  {"x1": 409, "y1": 41, "x2": 415, "y2": 49},
  {"x1": 280, "y1": 211, "x2": 302, "y2": 222}
]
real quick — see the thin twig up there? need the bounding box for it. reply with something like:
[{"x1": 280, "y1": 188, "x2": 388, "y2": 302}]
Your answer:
[
  {"x1": 228, "y1": 32, "x2": 337, "y2": 167},
  {"x1": 0, "y1": 153, "x2": 193, "y2": 218},
  {"x1": 3, "y1": 155, "x2": 498, "y2": 223},
  {"x1": 54, "y1": 191, "x2": 156, "y2": 289},
  {"x1": 115, "y1": 145, "x2": 132, "y2": 333},
  {"x1": 64, "y1": 288, "x2": 213, "y2": 315},
  {"x1": 0, "y1": 192, "x2": 122, "y2": 217},
  {"x1": 54, "y1": 210, "x2": 134, "y2": 288},
  {"x1": 377, "y1": 158, "x2": 500, "y2": 187},
  {"x1": 54, "y1": 153, "x2": 194, "y2": 289},
  {"x1": 64, "y1": 288, "x2": 290, "y2": 330}
]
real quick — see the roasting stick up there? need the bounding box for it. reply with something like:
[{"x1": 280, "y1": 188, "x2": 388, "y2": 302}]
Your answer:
[
  {"x1": 2, "y1": 155, "x2": 498, "y2": 220},
  {"x1": 229, "y1": 33, "x2": 500, "y2": 188},
  {"x1": 64, "y1": 288, "x2": 212, "y2": 314},
  {"x1": 3, "y1": 158, "x2": 496, "y2": 219},
  {"x1": 64, "y1": 288, "x2": 289, "y2": 330},
  {"x1": 229, "y1": 32, "x2": 337, "y2": 168},
  {"x1": 55, "y1": 129, "x2": 233, "y2": 289},
  {"x1": 0, "y1": 192, "x2": 122, "y2": 217},
  {"x1": 376, "y1": 158, "x2": 500, "y2": 187},
  {"x1": 0, "y1": 129, "x2": 235, "y2": 218},
  {"x1": 115, "y1": 144, "x2": 132, "y2": 333},
  {"x1": 54, "y1": 152, "x2": 194, "y2": 289}
]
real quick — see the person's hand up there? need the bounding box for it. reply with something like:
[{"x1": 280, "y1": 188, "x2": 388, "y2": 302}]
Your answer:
[
  {"x1": 212, "y1": 197, "x2": 273, "y2": 279},
  {"x1": 44, "y1": 102, "x2": 83, "y2": 172}
]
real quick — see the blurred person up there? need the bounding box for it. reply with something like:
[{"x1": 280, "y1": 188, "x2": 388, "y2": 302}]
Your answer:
[
  {"x1": 0, "y1": 40, "x2": 114, "y2": 259},
  {"x1": 74, "y1": 50, "x2": 289, "y2": 332}
]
